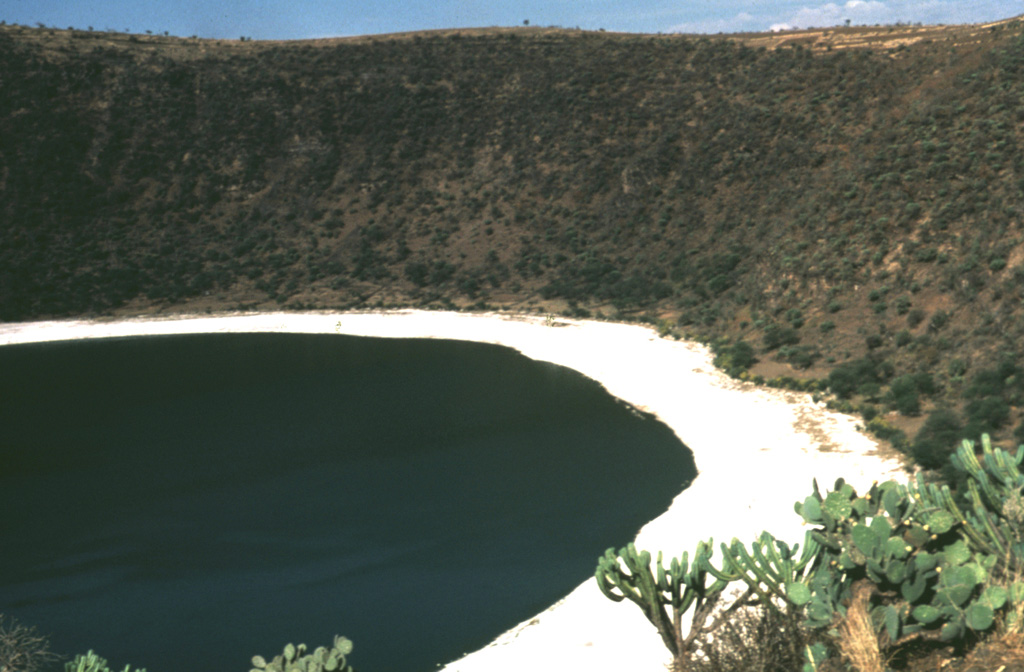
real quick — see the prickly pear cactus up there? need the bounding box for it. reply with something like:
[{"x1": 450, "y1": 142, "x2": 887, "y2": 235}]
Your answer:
[
  {"x1": 596, "y1": 433, "x2": 1024, "y2": 668},
  {"x1": 793, "y1": 436, "x2": 1024, "y2": 649},
  {"x1": 251, "y1": 636, "x2": 354, "y2": 672},
  {"x1": 65, "y1": 650, "x2": 147, "y2": 672}
]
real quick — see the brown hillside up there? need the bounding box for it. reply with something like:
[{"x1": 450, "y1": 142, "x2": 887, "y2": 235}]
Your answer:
[{"x1": 3, "y1": 17, "x2": 1024, "y2": 460}]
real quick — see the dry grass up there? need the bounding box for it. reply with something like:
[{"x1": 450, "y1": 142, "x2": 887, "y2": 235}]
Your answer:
[
  {"x1": 836, "y1": 582, "x2": 886, "y2": 672},
  {"x1": 1001, "y1": 591, "x2": 1024, "y2": 640},
  {"x1": 953, "y1": 634, "x2": 1024, "y2": 672},
  {"x1": 0, "y1": 615, "x2": 59, "y2": 672},
  {"x1": 688, "y1": 604, "x2": 811, "y2": 672}
]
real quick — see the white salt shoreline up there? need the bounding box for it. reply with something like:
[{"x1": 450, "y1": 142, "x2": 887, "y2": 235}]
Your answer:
[{"x1": 0, "y1": 309, "x2": 907, "y2": 671}]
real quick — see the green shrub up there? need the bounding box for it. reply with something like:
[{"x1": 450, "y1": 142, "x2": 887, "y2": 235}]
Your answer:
[
  {"x1": 828, "y1": 357, "x2": 890, "y2": 399},
  {"x1": 865, "y1": 416, "x2": 908, "y2": 450},
  {"x1": 766, "y1": 376, "x2": 824, "y2": 392},
  {"x1": 907, "y1": 308, "x2": 926, "y2": 328},
  {"x1": 857, "y1": 381, "x2": 883, "y2": 402},
  {"x1": 965, "y1": 396, "x2": 1011, "y2": 436},
  {"x1": 965, "y1": 366, "x2": 1012, "y2": 399},
  {"x1": 910, "y1": 371, "x2": 938, "y2": 397},
  {"x1": 404, "y1": 261, "x2": 429, "y2": 287},
  {"x1": 713, "y1": 339, "x2": 757, "y2": 377},
  {"x1": 928, "y1": 310, "x2": 950, "y2": 332},
  {"x1": 762, "y1": 323, "x2": 800, "y2": 351},
  {"x1": 912, "y1": 407, "x2": 964, "y2": 469},
  {"x1": 828, "y1": 399, "x2": 856, "y2": 414},
  {"x1": 886, "y1": 375, "x2": 921, "y2": 415},
  {"x1": 778, "y1": 344, "x2": 820, "y2": 370}
]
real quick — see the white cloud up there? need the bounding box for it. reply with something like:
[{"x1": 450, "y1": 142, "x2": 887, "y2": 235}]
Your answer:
[
  {"x1": 667, "y1": 10, "x2": 760, "y2": 34},
  {"x1": 773, "y1": 0, "x2": 1001, "y2": 30},
  {"x1": 787, "y1": 0, "x2": 892, "y2": 28},
  {"x1": 664, "y1": 0, "x2": 1018, "y2": 35}
]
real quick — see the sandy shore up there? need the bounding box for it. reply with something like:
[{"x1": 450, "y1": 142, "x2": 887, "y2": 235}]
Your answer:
[{"x1": 0, "y1": 309, "x2": 907, "y2": 671}]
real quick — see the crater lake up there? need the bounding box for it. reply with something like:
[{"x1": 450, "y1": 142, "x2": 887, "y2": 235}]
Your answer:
[{"x1": 0, "y1": 332, "x2": 695, "y2": 671}]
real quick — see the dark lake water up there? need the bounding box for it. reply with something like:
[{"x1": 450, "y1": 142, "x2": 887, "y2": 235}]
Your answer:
[{"x1": 0, "y1": 333, "x2": 695, "y2": 672}]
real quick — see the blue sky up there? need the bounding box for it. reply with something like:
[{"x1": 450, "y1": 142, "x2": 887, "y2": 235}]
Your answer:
[{"x1": 0, "y1": 0, "x2": 1019, "y2": 40}]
